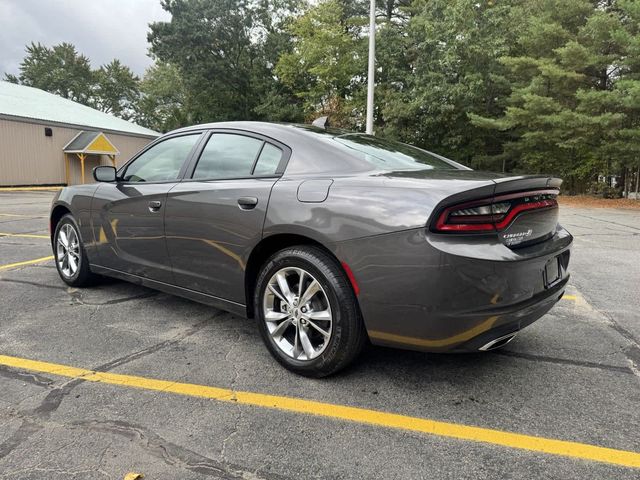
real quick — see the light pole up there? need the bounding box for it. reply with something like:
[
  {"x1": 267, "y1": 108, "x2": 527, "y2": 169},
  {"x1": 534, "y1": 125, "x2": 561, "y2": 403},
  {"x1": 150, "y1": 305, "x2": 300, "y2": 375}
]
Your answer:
[{"x1": 365, "y1": 0, "x2": 376, "y2": 135}]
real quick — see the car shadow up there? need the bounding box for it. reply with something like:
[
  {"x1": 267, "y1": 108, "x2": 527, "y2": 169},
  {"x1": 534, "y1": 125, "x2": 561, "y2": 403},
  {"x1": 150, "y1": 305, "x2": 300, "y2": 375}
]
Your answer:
[{"x1": 90, "y1": 276, "x2": 526, "y2": 386}]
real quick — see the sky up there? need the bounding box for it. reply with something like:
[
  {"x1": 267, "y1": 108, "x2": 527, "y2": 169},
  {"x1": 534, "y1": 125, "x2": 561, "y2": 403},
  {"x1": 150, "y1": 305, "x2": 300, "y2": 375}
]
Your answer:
[{"x1": 0, "y1": 0, "x2": 171, "y2": 78}]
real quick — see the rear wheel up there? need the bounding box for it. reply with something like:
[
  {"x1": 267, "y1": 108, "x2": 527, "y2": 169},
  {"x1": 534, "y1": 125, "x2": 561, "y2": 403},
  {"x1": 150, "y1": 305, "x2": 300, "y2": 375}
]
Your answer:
[
  {"x1": 54, "y1": 214, "x2": 97, "y2": 287},
  {"x1": 254, "y1": 246, "x2": 366, "y2": 377}
]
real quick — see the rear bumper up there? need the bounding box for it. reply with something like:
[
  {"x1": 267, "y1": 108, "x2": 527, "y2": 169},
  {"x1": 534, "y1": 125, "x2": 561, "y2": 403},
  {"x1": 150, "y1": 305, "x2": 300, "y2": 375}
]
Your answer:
[
  {"x1": 334, "y1": 225, "x2": 572, "y2": 353},
  {"x1": 449, "y1": 275, "x2": 567, "y2": 352}
]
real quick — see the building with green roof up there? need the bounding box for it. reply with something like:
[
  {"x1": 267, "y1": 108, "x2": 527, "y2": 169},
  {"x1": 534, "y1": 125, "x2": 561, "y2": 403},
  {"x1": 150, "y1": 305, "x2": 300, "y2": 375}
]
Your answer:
[{"x1": 0, "y1": 81, "x2": 159, "y2": 186}]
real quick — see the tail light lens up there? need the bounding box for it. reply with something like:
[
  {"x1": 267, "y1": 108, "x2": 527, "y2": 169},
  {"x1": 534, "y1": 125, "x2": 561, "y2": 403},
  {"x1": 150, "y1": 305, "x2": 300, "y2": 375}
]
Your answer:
[{"x1": 433, "y1": 190, "x2": 558, "y2": 233}]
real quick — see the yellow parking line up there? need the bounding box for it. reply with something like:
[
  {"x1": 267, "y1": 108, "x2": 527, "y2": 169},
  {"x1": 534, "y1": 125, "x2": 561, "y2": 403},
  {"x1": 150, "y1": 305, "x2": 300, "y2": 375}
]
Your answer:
[
  {"x1": 562, "y1": 294, "x2": 577, "y2": 301},
  {"x1": 0, "y1": 255, "x2": 54, "y2": 271},
  {"x1": 0, "y1": 186, "x2": 62, "y2": 192},
  {"x1": 0, "y1": 213, "x2": 48, "y2": 218},
  {"x1": 0, "y1": 232, "x2": 49, "y2": 239},
  {"x1": 123, "y1": 473, "x2": 144, "y2": 480},
  {"x1": 0, "y1": 354, "x2": 638, "y2": 469}
]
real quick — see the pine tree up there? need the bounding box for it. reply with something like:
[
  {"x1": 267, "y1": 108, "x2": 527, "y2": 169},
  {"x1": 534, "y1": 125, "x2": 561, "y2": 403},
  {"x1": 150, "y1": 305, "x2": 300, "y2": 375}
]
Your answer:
[
  {"x1": 380, "y1": 0, "x2": 526, "y2": 167},
  {"x1": 471, "y1": 0, "x2": 640, "y2": 193}
]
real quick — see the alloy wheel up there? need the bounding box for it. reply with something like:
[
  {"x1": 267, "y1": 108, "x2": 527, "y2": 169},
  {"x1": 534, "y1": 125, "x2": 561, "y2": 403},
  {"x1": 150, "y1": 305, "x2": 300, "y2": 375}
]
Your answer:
[
  {"x1": 56, "y1": 223, "x2": 80, "y2": 278},
  {"x1": 263, "y1": 267, "x2": 333, "y2": 361}
]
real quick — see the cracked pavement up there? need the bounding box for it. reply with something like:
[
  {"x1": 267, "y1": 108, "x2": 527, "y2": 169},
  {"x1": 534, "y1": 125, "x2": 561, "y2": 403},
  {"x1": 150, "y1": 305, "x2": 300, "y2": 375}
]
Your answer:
[{"x1": 0, "y1": 191, "x2": 639, "y2": 479}]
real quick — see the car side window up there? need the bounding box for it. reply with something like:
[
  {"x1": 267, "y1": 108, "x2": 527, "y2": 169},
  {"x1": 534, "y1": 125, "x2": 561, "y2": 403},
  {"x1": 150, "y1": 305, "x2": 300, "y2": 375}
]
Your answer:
[
  {"x1": 192, "y1": 133, "x2": 264, "y2": 180},
  {"x1": 253, "y1": 143, "x2": 283, "y2": 176},
  {"x1": 121, "y1": 134, "x2": 200, "y2": 182}
]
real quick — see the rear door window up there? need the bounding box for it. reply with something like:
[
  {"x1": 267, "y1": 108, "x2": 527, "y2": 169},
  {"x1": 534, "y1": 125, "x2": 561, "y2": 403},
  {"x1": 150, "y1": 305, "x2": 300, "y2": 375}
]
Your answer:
[
  {"x1": 192, "y1": 134, "x2": 263, "y2": 180},
  {"x1": 192, "y1": 133, "x2": 284, "y2": 180}
]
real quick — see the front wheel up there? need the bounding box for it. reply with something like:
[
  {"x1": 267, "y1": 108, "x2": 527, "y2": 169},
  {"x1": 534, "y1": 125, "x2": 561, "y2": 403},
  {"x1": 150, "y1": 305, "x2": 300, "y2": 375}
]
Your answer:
[
  {"x1": 254, "y1": 246, "x2": 366, "y2": 377},
  {"x1": 53, "y1": 214, "x2": 98, "y2": 287}
]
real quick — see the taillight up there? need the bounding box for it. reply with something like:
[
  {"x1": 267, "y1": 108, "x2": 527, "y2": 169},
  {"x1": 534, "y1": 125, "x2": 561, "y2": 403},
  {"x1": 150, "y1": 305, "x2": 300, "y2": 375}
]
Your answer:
[{"x1": 433, "y1": 190, "x2": 558, "y2": 233}]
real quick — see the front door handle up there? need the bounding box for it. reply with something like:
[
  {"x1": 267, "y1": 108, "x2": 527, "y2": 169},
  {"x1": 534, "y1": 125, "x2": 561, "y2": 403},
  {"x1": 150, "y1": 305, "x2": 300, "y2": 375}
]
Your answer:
[
  {"x1": 148, "y1": 200, "x2": 162, "y2": 212},
  {"x1": 237, "y1": 197, "x2": 258, "y2": 210}
]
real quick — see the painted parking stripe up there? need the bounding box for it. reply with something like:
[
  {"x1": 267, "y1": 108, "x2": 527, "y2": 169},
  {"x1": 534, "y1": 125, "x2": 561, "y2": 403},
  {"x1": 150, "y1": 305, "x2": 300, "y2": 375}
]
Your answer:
[
  {"x1": 0, "y1": 213, "x2": 48, "y2": 219},
  {"x1": 0, "y1": 354, "x2": 638, "y2": 469},
  {"x1": 0, "y1": 232, "x2": 50, "y2": 239},
  {"x1": 562, "y1": 294, "x2": 577, "y2": 301},
  {"x1": 0, "y1": 186, "x2": 62, "y2": 192},
  {"x1": 0, "y1": 255, "x2": 54, "y2": 271}
]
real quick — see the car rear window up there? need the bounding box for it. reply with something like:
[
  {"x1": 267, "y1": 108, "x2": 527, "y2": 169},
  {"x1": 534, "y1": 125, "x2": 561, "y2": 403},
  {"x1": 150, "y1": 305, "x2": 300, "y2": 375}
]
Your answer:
[{"x1": 333, "y1": 134, "x2": 458, "y2": 171}]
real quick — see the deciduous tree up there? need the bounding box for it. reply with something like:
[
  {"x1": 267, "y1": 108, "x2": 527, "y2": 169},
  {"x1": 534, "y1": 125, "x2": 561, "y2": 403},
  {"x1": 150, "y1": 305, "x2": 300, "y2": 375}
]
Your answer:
[
  {"x1": 5, "y1": 42, "x2": 94, "y2": 105},
  {"x1": 148, "y1": 0, "x2": 302, "y2": 123},
  {"x1": 93, "y1": 60, "x2": 140, "y2": 120}
]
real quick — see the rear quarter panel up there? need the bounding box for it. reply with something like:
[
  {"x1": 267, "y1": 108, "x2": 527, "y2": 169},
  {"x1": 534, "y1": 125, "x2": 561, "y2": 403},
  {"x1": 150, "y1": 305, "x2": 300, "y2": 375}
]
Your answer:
[{"x1": 263, "y1": 173, "x2": 497, "y2": 243}]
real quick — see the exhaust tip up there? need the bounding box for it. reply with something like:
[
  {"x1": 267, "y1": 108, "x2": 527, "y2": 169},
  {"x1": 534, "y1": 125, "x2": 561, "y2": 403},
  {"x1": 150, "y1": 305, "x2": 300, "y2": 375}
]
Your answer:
[{"x1": 479, "y1": 333, "x2": 517, "y2": 351}]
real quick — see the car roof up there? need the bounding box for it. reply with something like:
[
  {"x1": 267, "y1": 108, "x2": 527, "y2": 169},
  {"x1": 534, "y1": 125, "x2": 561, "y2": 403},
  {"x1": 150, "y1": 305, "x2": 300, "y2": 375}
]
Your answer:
[{"x1": 172, "y1": 121, "x2": 345, "y2": 141}]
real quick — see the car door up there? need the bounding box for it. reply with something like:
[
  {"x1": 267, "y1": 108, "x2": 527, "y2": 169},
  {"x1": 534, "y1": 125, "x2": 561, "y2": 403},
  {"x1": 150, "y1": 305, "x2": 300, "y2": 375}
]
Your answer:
[
  {"x1": 164, "y1": 130, "x2": 290, "y2": 304},
  {"x1": 91, "y1": 132, "x2": 203, "y2": 283}
]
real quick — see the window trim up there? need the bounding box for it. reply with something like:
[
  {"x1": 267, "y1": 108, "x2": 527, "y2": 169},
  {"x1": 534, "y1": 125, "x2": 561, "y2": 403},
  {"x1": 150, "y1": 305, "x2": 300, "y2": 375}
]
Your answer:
[
  {"x1": 182, "y1": 128, "x2": 291, "y2": 183},
  {"x1": 116, "y1": 131, "x2": 206, "y2": 185}
]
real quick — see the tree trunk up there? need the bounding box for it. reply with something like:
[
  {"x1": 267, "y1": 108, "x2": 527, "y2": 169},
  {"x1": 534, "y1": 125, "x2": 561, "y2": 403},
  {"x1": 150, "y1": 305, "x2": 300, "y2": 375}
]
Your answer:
[{"x1": 624, "y1": 167, "x2": 630, "y2": 198}]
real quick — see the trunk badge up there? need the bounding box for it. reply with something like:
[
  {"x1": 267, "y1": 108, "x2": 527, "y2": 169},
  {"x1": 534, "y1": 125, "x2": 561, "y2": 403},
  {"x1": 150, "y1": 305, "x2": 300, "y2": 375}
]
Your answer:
[{"x1": 502, "y1": 229, "x2": 533, "y2": 246}]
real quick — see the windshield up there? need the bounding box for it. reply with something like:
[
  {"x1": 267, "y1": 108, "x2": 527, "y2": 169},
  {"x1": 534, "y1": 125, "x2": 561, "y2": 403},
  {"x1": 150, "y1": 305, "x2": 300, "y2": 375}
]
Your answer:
[{"x1": 333, "y1": 134, "x2": 459, "y2": 171}]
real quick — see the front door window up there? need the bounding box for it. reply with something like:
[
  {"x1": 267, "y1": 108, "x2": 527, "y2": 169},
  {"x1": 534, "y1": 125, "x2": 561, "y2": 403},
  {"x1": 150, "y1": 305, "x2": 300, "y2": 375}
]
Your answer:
[{"x1": 122, "y1": 134, "x2": 200, "y2": 182}]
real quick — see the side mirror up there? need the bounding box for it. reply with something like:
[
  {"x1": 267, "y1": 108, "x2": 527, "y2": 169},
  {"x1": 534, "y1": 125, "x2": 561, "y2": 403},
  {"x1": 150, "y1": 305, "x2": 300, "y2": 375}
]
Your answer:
[{"x1": 93, "y1": 166, "x2": 117, "y2": 183}]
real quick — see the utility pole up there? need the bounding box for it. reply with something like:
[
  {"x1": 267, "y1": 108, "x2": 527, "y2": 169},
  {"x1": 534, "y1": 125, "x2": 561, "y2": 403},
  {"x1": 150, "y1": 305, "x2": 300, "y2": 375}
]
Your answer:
[{"x1": 365, "y1": 0, "x2": 376, "y2": 135}]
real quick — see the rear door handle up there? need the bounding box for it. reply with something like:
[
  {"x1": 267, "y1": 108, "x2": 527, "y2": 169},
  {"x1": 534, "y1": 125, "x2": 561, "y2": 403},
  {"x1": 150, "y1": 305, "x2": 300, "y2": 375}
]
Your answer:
[
  {"x1": 237, "y1": 197, "x2": 258, "y2": 210},
  {"x1": 148, "y1": 200, "x2": 162, "y2": 212}
]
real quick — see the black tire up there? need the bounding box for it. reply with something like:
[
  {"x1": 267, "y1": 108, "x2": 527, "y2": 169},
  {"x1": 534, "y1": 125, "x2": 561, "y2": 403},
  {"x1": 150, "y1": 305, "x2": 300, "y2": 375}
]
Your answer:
[
  {"x1": 53, "y1": 214, "x2": 98, "y2": 287},
  {"x1": 254, "y1": 245, "x2": 367, "y2": 377}
]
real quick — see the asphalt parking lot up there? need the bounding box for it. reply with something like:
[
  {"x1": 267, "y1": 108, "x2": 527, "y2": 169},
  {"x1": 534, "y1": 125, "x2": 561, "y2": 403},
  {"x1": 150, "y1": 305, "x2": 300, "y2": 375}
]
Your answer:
[{"x1": 0, "y1": 190, "x2": 639, "y2": 479}]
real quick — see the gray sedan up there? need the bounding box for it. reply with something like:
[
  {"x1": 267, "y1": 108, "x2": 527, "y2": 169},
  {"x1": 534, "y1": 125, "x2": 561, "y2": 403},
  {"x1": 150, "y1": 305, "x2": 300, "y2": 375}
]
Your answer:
[{"x1": 50, "y1": 122, "x2": 572, "y2": 377}]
